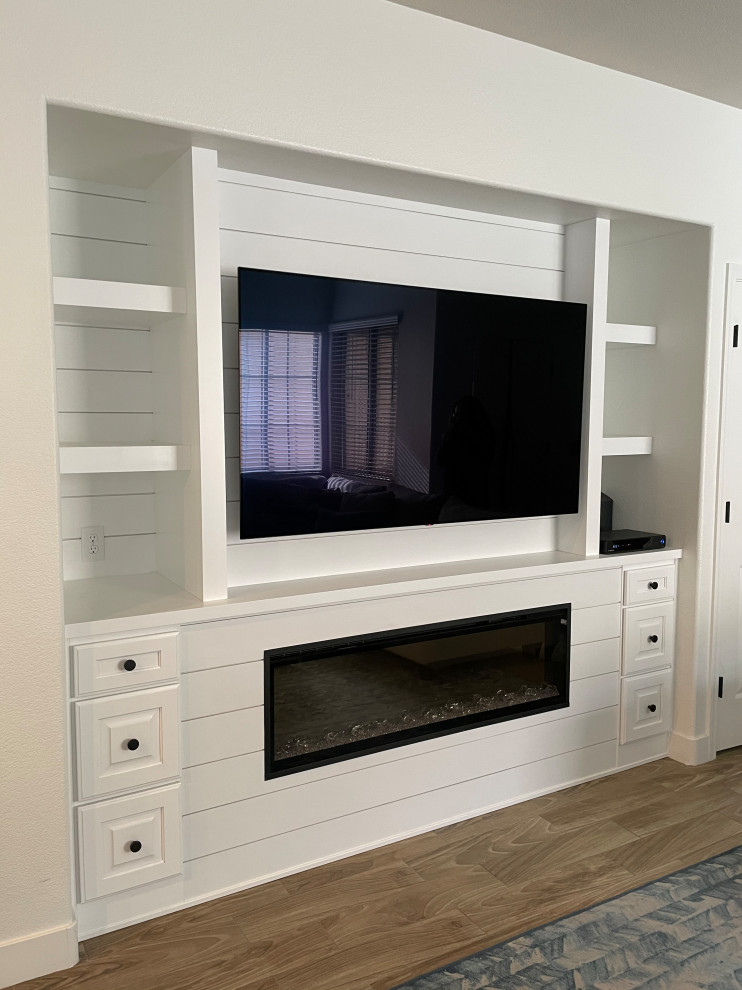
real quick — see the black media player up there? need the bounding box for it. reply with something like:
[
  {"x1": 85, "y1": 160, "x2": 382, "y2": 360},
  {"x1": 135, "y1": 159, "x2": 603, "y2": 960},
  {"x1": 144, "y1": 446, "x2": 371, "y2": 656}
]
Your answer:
[{"x1": 599, "y1": 529, "x2": 667, "y2": 554}]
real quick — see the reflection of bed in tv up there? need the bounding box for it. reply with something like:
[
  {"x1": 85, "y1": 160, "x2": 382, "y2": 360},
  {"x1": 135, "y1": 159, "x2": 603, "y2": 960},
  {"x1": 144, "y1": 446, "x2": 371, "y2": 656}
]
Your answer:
[{"x1": 240, "y1": 473, "x2": 456, "y2": 538}]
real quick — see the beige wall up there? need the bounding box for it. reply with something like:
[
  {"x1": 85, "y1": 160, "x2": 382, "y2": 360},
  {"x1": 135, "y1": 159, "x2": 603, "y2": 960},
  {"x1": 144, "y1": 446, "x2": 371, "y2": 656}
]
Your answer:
[{"x1": 1, "y1": 0, "x2": 740, "y2": 962}]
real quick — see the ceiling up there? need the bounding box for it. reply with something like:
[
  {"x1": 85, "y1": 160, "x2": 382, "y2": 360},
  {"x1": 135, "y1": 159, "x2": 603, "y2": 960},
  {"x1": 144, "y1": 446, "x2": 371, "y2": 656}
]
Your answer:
[{"x1": 390, "y1": 0, "x2": 742, "y2": 110}]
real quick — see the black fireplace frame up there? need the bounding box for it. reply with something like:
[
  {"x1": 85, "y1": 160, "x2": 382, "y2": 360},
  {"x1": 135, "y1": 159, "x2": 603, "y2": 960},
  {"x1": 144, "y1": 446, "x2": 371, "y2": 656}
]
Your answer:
[{"x1": 264, "y1": 603, "x2": 571, "y2": 779}]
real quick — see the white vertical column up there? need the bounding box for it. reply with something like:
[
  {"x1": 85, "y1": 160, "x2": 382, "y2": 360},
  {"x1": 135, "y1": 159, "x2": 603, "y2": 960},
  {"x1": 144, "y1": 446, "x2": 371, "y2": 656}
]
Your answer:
[
  {"x1": 557, "y1": 217, "x2": 610, "y2": 557},
  {"x1": 191, "y1": 148, "x2": 228, "y2": 601},
  {"x1": 147, "y1": 148, "x2": 227, "y2": 601}
]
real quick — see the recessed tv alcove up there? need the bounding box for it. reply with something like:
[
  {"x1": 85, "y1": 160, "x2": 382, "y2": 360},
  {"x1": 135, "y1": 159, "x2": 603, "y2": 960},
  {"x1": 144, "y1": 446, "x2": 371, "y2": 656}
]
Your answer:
[{"x1": 265, "y1": 603, "x2": 570, "y2": 777}]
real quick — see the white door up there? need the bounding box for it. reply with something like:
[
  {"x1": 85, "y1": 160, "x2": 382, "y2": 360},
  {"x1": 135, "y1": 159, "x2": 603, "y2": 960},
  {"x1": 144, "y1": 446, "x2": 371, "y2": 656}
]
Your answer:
[{"x1": 714, "y1": 264, "x2": 742, "y2": 750}]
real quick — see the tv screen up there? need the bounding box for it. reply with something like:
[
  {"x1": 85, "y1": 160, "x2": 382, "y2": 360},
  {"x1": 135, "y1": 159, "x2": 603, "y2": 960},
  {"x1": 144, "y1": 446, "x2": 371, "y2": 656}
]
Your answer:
[{"x1": 237, "y1": 267, "x2": 587, "y2": 540}]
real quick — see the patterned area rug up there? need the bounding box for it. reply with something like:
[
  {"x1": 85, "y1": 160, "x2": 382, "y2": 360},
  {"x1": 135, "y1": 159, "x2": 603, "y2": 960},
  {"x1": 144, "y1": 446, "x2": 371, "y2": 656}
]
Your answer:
[{"x1": 394, "y1": 845, "x2": 742, "y2": 989}]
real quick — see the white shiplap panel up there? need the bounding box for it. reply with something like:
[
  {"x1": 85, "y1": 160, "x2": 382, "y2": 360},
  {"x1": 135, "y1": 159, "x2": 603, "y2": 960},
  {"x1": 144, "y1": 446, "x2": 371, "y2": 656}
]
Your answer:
[
  {"x1": 219, "y1": 229, "x2": 564, "y2": 302},
  {"x1": 219, "y1": 182, "x2": 564, "y2": 273},
  {"x1": 572, "y1": 603, "x2": 622, "y2": 644},
  {"x1": 225, "y1": 458, "x2": 239, "y2": 502},
  {"x1": 179, "y1": 574, "x2": 620, "y2": 671},
  {"x1": 223, "y1": 369, "x2": 238, "y2": 415},
  {"x1": 224, "y1": 413, "x2": 239, "y2": 457},
  {"x1": 62, "y1": 533, "x2": 156, "y2": 580},
  {"x1": 222, "y1": 323, "x2": 239, "y2": 369},
  {"x1": 227, "y1": 500, "x2": 240, "y2": 545},
  {"x1": 49, "y1": 187, "x2": 146, "y2": 244},
  {"x1": 182, "y1": 708, "x2": 263, "y2": 768},
  {"x1": 179, "y1": 664, "x2": 616, "y2": 793},
  {"x1": 183, "y1": 708, "x2": 615, "y2": 857},
  {"x1": 60, "y1": 493, "x2": 156, "y2": 539},
  {"x1": 56, "y1": 369, "x2": 152, "y2": 414},
  {"x1": 181, "y1": 677, "x2": 618, "y2": 816},
  {"x1": 181, "y1": 663, "x2": 263, "y2": 720},
  {"x1": 181, "y1": 622, "x2": 259, "y2": 673},
  {"x1": 182, "y1": 741, "x2": 617, "y2": 882},
  {"x1": 57, "y1": 412, "x2": 153, "y2": 444},
  {"x1": 60, "y1": 473, "x2": 155, "y2": 498},
  {"x1": 181, "y1": 570, "x2": 621, "y2": 671},
  {"x1": 570, "y1": 637, "x2": 620, "y2": 680},
  {"x1": 51, "y1": 234, "x2": 148, "y2": 283},
  {"x1": 221, "y1": 276, "x2": 238, "y2": 323},
  {"x1": 55, "y1": 325, "x2": 150, "y2": 372},
  {"x1": 50, "y1": 176, "x2": 146, "y2": 201}
]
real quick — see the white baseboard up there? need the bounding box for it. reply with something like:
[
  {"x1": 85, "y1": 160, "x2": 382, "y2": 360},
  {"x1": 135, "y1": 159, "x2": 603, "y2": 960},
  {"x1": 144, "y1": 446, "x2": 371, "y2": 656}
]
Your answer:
[
  {"x1": 669, "y1": 730, "x2": 713, "y2": 765},
  {"x1": 0, "y1": 921, "x2": 78, "y2": 989}
]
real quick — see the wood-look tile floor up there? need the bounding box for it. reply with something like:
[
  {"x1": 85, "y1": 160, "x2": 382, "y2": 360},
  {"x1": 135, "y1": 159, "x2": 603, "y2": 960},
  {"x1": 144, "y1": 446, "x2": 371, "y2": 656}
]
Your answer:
[{"x1": 14, "y1": 749, "x2": 742, "y2": 990}]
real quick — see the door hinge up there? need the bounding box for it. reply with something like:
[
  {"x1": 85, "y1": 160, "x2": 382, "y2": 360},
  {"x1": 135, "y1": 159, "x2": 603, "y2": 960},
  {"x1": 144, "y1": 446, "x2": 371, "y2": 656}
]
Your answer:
[
  {"x1": 734, "y1": 325, "x2": 739, "y2": 348},
  {"x1": 719, "y1": 676, "x2": 724, "y2": 698},
  {"x1": 725, "y1": 501, "x2": 731, "y2": 523}
]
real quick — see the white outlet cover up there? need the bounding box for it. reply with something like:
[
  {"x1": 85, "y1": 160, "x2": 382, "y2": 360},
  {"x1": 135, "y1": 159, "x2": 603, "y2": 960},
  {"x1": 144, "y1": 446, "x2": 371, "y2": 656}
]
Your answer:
[{"x1": 81, "y1": 526, "x2": 105, "y2": 561}]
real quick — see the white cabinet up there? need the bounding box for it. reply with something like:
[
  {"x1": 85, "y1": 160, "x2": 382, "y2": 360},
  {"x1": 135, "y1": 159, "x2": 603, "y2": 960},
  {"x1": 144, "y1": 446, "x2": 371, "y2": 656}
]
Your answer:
[
  {"x1": 73, "y1": 632, "x2": 178, "y2": 696},
  {"x1": 77, "y1": 784, "x2": 182, "y2": 901},
  {"x1": 75, "y1": 685, "x2": 180, "y2": 799},
  {"x1": 621, "y1": 669, "x2": 674, "y2": 743},
  {"x1": 622, "y1": 601, "x2": 675, "y2": 676},
  {"x1": 71, "y1": 629, "x2": 182, "y2": 901},
  {"x1": 623, "y1": 563, "x2": 676, "y2": 606},
  {"x1": 619, "y1": 563, "x2": 676, "y2": 747}
]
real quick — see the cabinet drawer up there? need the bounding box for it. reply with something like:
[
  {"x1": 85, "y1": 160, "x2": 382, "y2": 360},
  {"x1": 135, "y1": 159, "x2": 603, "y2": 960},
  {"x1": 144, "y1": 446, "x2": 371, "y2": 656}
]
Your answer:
[
  {"x1": 75, "y1": 685, "x2": 179, "y2": 799},
  {"x1": 73, "y1": 632, "x2": 178, "y2": 696},
  {"x1": 623, "y1": 564, "x2": 676, "y2": 605},
  {"x1": 622, "y1": 602, "x2": 675, "y2": 675},
  {"x1": 77, "y1": 784, "x2": 181, "y2": 901},
  {"x1": 620, "y1": 669, "x2": 673, "y2": 744}
]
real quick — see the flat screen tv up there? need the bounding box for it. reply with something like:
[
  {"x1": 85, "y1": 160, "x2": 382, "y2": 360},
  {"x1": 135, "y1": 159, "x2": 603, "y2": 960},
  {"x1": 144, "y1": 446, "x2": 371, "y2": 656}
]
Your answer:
[{"x1": 237, "y1": 267, "x2": 587, "y2": 540}]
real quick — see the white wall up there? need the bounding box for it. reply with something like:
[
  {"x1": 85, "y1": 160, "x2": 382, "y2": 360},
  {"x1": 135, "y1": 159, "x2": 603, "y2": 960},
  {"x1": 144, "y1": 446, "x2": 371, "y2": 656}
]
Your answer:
[{"x1": 1, "y1": 0, "x2": 741, "y2": 976}]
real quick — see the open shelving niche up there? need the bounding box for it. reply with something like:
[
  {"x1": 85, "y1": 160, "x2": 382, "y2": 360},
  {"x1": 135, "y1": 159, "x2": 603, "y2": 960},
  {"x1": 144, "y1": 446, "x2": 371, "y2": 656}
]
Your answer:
[
  {"x1": 51, "y1": 149, "x2": 227, "y2": 608},
  {"x1": 51, "y1": 129, "x2": 693, "y2": 625},
  {"x1": 602, "y1": 321, "x2": 656, "y2": 459}
]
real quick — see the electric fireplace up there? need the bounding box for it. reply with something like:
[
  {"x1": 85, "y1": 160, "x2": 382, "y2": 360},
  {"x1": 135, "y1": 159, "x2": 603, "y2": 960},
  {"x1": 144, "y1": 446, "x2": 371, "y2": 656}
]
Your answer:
[{"x1": 265, "y1": 604, "x2": 570, "y2": 777}]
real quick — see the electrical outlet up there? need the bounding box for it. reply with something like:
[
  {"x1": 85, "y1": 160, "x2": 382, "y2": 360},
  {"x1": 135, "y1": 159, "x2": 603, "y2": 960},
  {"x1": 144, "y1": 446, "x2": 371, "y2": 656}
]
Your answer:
[{"x1": 81, "y1": 526, "x2": 105, "y2": 561}]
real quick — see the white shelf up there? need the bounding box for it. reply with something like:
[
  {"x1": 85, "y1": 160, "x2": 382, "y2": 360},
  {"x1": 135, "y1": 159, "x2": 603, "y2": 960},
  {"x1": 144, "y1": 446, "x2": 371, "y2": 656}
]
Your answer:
[
  {"x1": 53, "y1": 277, "x2": 186, "y2": 327},
  {"x1": 602, "y1": 436, "x2": 653, "y2": 456},
  {"x1": 606, "y1": 323, "x2": 656, "y2": 347},
  {"x1": 59, "y1": 444, "x2": 191, "y2": 474}
]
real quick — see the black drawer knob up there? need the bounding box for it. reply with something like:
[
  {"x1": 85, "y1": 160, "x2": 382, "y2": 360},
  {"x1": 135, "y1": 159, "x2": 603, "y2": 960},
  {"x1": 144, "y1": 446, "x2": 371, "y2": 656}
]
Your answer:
[
  {"x1": 126, "y1": 738, "x2": 140, "y2": 751},
  {"x1": 648, "y1": 634, "x2": 659, "y2": 644},
  {"x1": 128, "y1": 840, "x2": 142, "y2": 853},
  {"x1": 122, "y1": 658, "x2": 137, "y2": 671},
  {"x1": 647, "y1": 704, "x2": 657, "y2": 713},
  {"x1": 648, "y1": 581, "x2": 659, "y2": 590}
]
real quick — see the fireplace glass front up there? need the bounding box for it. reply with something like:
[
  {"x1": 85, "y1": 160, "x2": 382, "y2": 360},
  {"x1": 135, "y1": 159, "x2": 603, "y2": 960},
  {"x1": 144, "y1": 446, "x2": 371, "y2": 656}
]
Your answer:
[{"x1": 266, "y1": 604, "x2": 570, "y2": 777}]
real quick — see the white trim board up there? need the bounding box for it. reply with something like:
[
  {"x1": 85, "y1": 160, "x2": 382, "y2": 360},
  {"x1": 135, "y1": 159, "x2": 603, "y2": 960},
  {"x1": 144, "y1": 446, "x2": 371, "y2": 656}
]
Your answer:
[{"x1": 0, "y1": 921, "x2": 78, "y2": 989}]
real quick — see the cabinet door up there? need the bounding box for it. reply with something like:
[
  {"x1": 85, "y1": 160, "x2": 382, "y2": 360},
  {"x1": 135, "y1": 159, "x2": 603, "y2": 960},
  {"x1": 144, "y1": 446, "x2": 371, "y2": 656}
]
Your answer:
[
  {"x1": 73, "y1": 632, "x2": 178, "y2": 696},
  {"x1": 622, "y1": 602, "x2": 675, "y2": 676},
  {"x1": 620, "y1": 669, "x2": 673, "y2": 744},
  {"x1": 75, "y1": 685, "x2": 179, "y2": 799},
  {"x1": 623, "y1": 565, "x2": 676, "y2": 606},
  {"x1": 77, "y1": 784, "x2": 181, "y2": 900}
]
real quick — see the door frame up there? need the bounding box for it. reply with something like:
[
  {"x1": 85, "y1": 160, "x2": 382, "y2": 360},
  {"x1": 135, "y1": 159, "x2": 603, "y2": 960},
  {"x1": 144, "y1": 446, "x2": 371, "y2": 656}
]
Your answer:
[{"x1": 710, "y1": 262, "x2": 742, "y2": 755}]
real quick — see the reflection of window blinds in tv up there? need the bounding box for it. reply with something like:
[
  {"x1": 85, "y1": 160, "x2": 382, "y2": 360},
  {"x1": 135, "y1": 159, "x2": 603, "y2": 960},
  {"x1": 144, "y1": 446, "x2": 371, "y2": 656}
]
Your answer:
[
  {"x1": 329, "y1": 316, "x2": 399, "y2": 482},
  {"x1": 239, "y1": 329, "x2": 322, "y2": 473}
]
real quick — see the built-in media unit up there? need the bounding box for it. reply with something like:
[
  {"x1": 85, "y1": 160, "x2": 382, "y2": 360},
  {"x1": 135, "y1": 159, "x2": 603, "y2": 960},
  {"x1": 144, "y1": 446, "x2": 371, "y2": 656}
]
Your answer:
[{"x1": 238, "y1": 267, "x2": 587, "y2": 540}]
